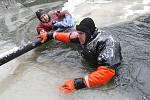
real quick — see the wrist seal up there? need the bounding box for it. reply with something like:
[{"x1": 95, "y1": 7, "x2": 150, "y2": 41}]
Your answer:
[{"x1": 74, "y1": 78, "x2": 86, "y2": 89}]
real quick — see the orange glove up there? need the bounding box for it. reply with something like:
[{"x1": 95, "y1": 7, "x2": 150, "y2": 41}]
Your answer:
[
  {"x1": 37, "y1": 30, "x2": 48, "y2": 43},
  {"x1": 59, "y1": 78, "x2": 86, "y2": 93},
  {"x1": 59, "y1": 80, "x2": 75, "y2": 94}
]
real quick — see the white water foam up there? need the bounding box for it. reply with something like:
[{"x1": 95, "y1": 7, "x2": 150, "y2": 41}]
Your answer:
[
  {"x1": 142, "y1": 0, "x2": 150, "y2": 4},
  {"x1": 120, "y1": 1, "x2": 150, "y2": 19},
  {"x1": 62, "y1": 0, "x2": 86, "y2": 15},
  {"x1": 87, "y1": 0, "x2": 112, "y2": 4},
  {"x1": 0, "y1": 47, "x2": 19, "y2": 59}
]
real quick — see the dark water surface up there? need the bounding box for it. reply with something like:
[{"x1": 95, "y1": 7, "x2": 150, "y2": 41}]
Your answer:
[{"x1": 102, "y1": 14, "x2": 150, "y2": 100}]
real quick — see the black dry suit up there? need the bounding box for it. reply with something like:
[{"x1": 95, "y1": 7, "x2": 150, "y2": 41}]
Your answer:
[
  {"x1": 78, "y1": 29, "x2": 122, "y2": 69},
  {"x1": 54, "y1": 18, "x2": 123, "y2": 90}
]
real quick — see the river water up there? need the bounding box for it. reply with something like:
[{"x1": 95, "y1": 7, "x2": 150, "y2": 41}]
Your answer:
[{"x1": 0, "y1": 0, "x2": 150, "y2": 100}]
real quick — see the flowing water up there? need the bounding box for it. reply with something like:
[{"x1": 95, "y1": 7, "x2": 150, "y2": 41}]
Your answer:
[{"x1": 0, "y1": 0, "x2": 150, "y2": 100}]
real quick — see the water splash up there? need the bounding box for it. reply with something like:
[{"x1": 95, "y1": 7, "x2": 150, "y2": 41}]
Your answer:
[
  {"x1": 87, "y1": 0, "x2": 112, "y2": 4},
  {"x1": 62, "y1": 0, "x2": 86, "y2": 14},
  {"x1": 142, "y1": 0, "x2": 150, "y2": 4},
  {"x1": 120, "y1": 1, "x2": 150, "y2": 20}
]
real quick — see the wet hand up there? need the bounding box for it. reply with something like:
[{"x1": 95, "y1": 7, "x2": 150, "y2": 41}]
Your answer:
[
  {"x1": 37, "y1": 30, "x2": 48, "y2": 43},
  {"x1": 59, "y1": 80, "x2": 76, "y2": 94},
  {"x1": 62, "y1": 10, "x2": 71, "y2": 16}
]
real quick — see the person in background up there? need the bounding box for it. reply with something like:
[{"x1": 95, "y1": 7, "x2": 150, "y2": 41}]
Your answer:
[
  {"x1": 35, "y1": 9, "x2": 74, "y2": 43},
  {"x1": 37, "y1": 17, "x2": 122, "y2": 93}
]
